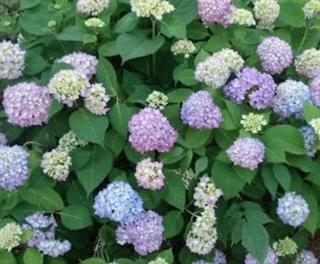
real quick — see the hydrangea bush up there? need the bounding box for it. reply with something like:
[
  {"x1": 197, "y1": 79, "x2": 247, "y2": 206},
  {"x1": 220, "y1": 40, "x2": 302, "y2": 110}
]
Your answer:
[{"x1": 1, "y1": 0, "x2": 320, "y2": 263}]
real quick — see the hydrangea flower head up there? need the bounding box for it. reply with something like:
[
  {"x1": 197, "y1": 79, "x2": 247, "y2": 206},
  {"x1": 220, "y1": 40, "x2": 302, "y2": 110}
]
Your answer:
[
  {"x1": 310, "y1": 118, "x2": 320, "y2": 138},
  {"x1": 272, "y1": 237, "x2": 297, "y2": 257},
  {"x1": 231, "y1": 9, "x2": 256, "y2": 26},
  {"x1": 295, "y1": 49, "x2": 320, "y2": 78},
  {"x1": 0, "y1": 40, "x2": 25, "y2": 80},
  {"x1": 94, "y1": 181, "x2": 144, "y2": 223},
  {"x1": 241, "y1": 113, "x2": 267, "y2": 134},
  {"x1": 197, "y1": 0, "x2": 234, "y2": 27},
  {"x1": 257, "y1": 37, "x2": 293, "y2": 74},
  {"x1": 130, "y1": 0, "x2": 175, "y2": 20},
  {"x1": 213, "y1": 250, "x2": 227, "y2": 264},
  {"x1": 194, "y1": 175, "x2": 223, "y2": 209},
  {"x1": 116, "y1": 210, "x2": 164, "y2": 255},
  {"x1": 149, "y1": 257, "x2": 168, "y2": 264},
  {"x1": 146, "y1": 91, "x2": 168, "y2": 110},
  {"x1": 3, "y1": 82, "x2": 52, "y2": 127},
  {"x1": 57, "y1": 131, "x2": 87, "y2": 153},
  {"x1": 310, "y1": 75, "x2": 320, "y2": 107},
  {"x1": 0, "y1": 223, "x2": 22, "y2": 251},
  {"x1": 303, "y1": 0, "x2": 320, "y2": 19},
  {"x1": 0, "y1": 145, "x2": 29, "y2": 191},
  {"x1": 0, "y1": 133, "x2": 7, "y2": 145},
  {"x1": 77, "y1": 0, "x2": 109, "y2": 15},
  {"x1": 181, "y1": 91, "x2": 223, "y2": 129},
  {"x1": 171, "y1": 40, "x2": 196, "y2": 58},
  {"x1": 223, "y1": 67, "x2": 276, "y2": 110},
  {"x1": 83, "y1": 83, "x2": 110, "y2": 115},
  {"x1": 254, "y1": 0, "x2": 280, "y2": 28},
  {"x1": 245, "y1": 248, "x2": 279, "y2": 264},
  {"x1": 273, "y1": 80, "x2": 310, "y2": 118},
  {"x1": 41, "y1": 150, "x2": 72, "y2": 181},
  {"x1": 295, "y1": 250, "x2": 318, "y2": 264},
  {"x1": 37, "y1": 240, "x2": 71, "y2": 258},
  {"x1": 135, "y1": 158, "x2": 165, "y2": 190},
  {"x1": 48, "y1": 69, "x2": 90, "y2": 107},
  {"x1": 85, "y1": 18, "x2": 105, "y2": 28},
  {"x1": 300, "y1": 126, "x2": 317, "y2": 157},
  {"x1": 227, "y1": 137, "x2": 265, "y2": 170},
  {"x1": 129, "y1": 107, "x2": 178, "y2": 153},
  {"x1": 58, "y1": 52, "x2": 98, "y2": 79},
  {"x1": 277, "y1": 192, "x2": 310, "y2": 227}
]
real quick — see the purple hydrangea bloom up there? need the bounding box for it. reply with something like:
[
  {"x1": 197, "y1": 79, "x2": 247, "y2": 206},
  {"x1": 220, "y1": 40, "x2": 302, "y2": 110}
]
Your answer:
[
  {"x1": 227, "y1": 137, "x2": 265, "y2": 170},
  {"x1": 198, "y1": 0, "x2": 234, "y2": 27},
  {"x1": 128, "y1": 107, "x2": 178, "y2": 153},
  {"x1": 277, "y1": 192, "x2": 310, "y2": 227},
  {"x1": 273, "y1": 80, "x2": 310, "y2": 118},
  {"x1": 245, "y1": 248, "x2": 278, "y2": 264},
  {"x1": 3, "y1": 82, "x2": 52, "y2": 127},
  {"x1": 0, "y1": 145, "x2": 29, "y2": 191},
  {"x1": 295, "y1": 250, "x2": 318, "y2": 264},
  {"x1": 181, "y1": 91, "x2": 223, "y2": 129},
  {"x1": 93, "y1": 181, "x2": 144, "y2": 223},
  {"x1": 37, "y1": 240, "x2": 71, "y2": 258},
  {"x1": 58, "y1": 52, "x2": 98, "y2": 79},
  {"x1": 300, "y1": 126, "x2": 317, "y2": 157},
  {"x1": 310, "y1": 76, "x2": 320, "y2": 107},
  {"x1": 257, "y1": 37, "x2": 293, "y2": 74},
  {"x1": 213, "y1": 249, "x2": 227, "y2": 264},
  {"x1": 116, "y1": 210, "x2": 164, "y2": 256},
  {"x1": 223, "y1": 68, "x2": 276, "y2": 110}
]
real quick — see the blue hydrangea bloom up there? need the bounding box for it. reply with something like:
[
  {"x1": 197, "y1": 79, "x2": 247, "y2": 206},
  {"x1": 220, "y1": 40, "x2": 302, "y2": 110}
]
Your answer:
[
  {"x1": 93, "y1": 181, "x2": 144, "y2": 223},
  {"x1": 300, "y1": 126, "x2": 317, "y2": 157},
  {"x1": 295, "y1": 250, "x2": 318, "y2": 264}
]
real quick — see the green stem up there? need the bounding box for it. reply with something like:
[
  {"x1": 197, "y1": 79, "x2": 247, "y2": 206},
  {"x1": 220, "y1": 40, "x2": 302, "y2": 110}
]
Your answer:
[
  {"x1": 151, "y1": 18, "x2": 156, "y2": 77},
  {"x1": 23, "y1": 141, "x2": 45, "y2": 148},
  {"x1": 298, "y1": 27, "x2": 309, "y2": 53}
]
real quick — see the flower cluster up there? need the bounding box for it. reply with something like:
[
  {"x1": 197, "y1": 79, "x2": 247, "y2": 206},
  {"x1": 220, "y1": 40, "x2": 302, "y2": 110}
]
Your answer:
[
  {"x1": 94, "y1": 181, "x2": 144, "y2": 223},
  {"x1": 277, "y1": 192, "x2": 310, "y2": 227},
  {"x1": 257, "y1": 37, "x2": 293, "y2": 74},
  {"x1": 85, "y1": 18, "x2": 105, "y2": 28},
  {"x1": 37, "y1": 240, "x2": 72, "y2": 258},
  {"x1": 310, "y1": 76, "x2": 320, "y2": 107},
  {"x1": 135, "y1": 158, "x2": 165, "y2": 190},
  {"x1": 0, "y1": 223, "x2": 22, "y2": 251},
  {"x1": 310, "y1": 118, "x2": 320, "y2": 138},
  {"x1": 227, "y1": 137, "x2": 265, "y2": 170},
  {"x1": 186, "y1": 208, "x2": 218, "y2": 255},
  {"x1": 223, "y1": 67, "x2": 276, "y2": 110},
  {"x1": 116, "y1": 210, "x2": 164, "y2": 255},
  {"x1": 241, "y1": 113, "x2": 267, "y2": 134},
  {"x1": 272, "y1": 237, "x2": 298, "y2": 257},
  {"x1": 273, "y1": 80, "x2": 310, "y2": 118},
  {"x1": 0, "y1": 40, "x2": 25, "y2": 80},
  {"x1": 193, "y1": 250, "x2": 227, "y2": 264},
  {"x1": 197, "y1": 0, "x2": 234, "y2": 27},
  {"x1": 48, "y1": 69, "x2": 90, "y2": 107},
  {"x1": 303, "y1": 0, "x2": 320, "y2": 19},
  {"x1": 295, "y1": 250, "x2": 318, "y2": 264},
  {"x1": 130, "y1": 0, "x2": 175, "y2": 20},
  {"x1": 83, "y1": 83, "x2": 110, "y2": 115},
  {"x1": 57, "y1": 131, "x2": 87, "y2": 153},
  {"x1": 171, "y1": 40, "x2": 196, "y2": 58},
  {"x1": 58, "y1": 52, "x2": 98, "y2": 79},
  {"x1": 128, "y1": 107, "x2": 178, "y2": 153},
  {"x1": 41, "y1": 149, "x2": 72, "y2": 181},
  {"x1": 195, "y1": 49, "x2": 244, "y2": 88},
  {"x1": 0, "y1": 145, "x2": 29, "y2": 191},
  {"x1": 181, "y1": 91, "x2": 223, "y2": 129},
  {"x1": 231, "y1": 9, "x2": 256, "y2": 26},
  {"x1": 253, "y1": 0, "x2": 280, "y2": 28},
  {"x1": 76, "y1": 0, "x2": 109, "y2": 15},
  {"x1": 295, "y1": 49, "x2": 320, "y2": 78},
  {"x1": 245, "y1": 248, "x2": 278, "y2": 264},
  {"x1": 146, "y1": 91, "x2": 168, "y2": 110},
  {"x1": 193, "y1": 175, "x2": 223, "y2": 209},
  {"x1": 149, "y1": 257, "x2": 168, "y2": 264},
  {"x1": 0, "y1": 133, "x2": 7, "y2": 145},
  {"x1": 3, "y1": 82, "x2": 52, "y2": 127},
  {"x1": 300, "y1": 126, "x2": 317, "y2": 157},
  {"x1": 181, "y1": 169, "x2": 197, "y2": 189}
]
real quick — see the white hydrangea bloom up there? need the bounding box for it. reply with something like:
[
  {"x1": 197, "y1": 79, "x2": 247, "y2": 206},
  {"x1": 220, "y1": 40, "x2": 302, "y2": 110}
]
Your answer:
[
  {"x1": 241, "y1": 113, "x2": 268, "y2": 134},
  {"x1": 130, "y1": 0, "x2": 175, "y2": 20},
  {"x1": 85, "y1": 17, "x2": 106, "y2": 28},
  {"x1": 254, "y1": 0, "x2": 280, "y2": 28},
  {"x1": 171, "y1": 40, "x2": 196, "y2": 58},
  {"x1": 0, "y1": 223, "x2": 22, "y2": 251},
  {"x1": 77, "y1": 0, "x2": 109, "y2": 16},
  {"x1": 146, "y1": 91, "x2": 168, "y2": 110},
  {"x1": 231, "y1": 8, "x2": 256, "y2": 26},
  {"x1": 310, "y1": 118, "x2": 320, "y2": 138},
  {"x1": 83, "y1": 83, "x2": 110, "y2": 115},
  {"x1": 57, "y1": 131, "x2": 87, "y2": 153},
  {"x1": 303, "y1": 0, "x2": 320, "y2": 19}
]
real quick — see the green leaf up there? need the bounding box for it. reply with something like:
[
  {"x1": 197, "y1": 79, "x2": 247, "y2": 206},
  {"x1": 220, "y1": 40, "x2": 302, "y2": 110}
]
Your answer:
[
  {"x1": 113, "y1": 13, "x2": 139, "y2": 33},
  {"x1": 23, "y1": 249, "x2": 43, "y2": 264},
  {"x1": 161, "y1": 17, "x2": 187, "y2": 38},
  {"x1": 116, "y1": 33, "x2": 165, "y2": 63},
  {"x1": 96, "y1": 57, "x2": 120, "y2": 96},
  {"x1": 0, "y1": 250, "x2": 16, "y2": 264},
  {"x1": 304, "y1": 103, "x2": 320, "y2": 122},
  {"x1": 160, "y1": 147, "x2": 185, "y2": 165},
  {"x1": 173, "y1": 67, "x2": 198, "y2": 86},
  {"x1": 109, "y1": 103, "x2": 131, "y2": 138},
  {"x1": 167, "y1": 89, "x2": 193, "y2": 103},
  {"x1": 261, "y1": 167, "x2": 278, "y2": 199},
  {"x1": 164, "y1": 171, "x2": 186, "y2": 210},
  {"x1": 69, "y1": 109, "x2": 108, "y2": 147},
  {"x1": 20, "y1": 0, "x2": 40, "y2": 9},
  {"x1": 195, "y1": 157, "x2": 208, "y2": 175},
  {"x1": 56, "y1": 26, "x2": 87, "y2": 42},
  {"x1": 21, "y1": 230, "x2": 34, "y2": 243},
  {"x1": 157, "y1": 248, "x2": 174, "y2": 264},
  {"x1": 81, "y1": 258, "x2": 107, "y2": 264},
  {"x1": 21, "y1": 188, "x2": 64, "y2": 211},
  {"x1": 272, "y1": 164, "x2": 291, "y2": 191},
  {"x1": 277, "y1": 0, "x2": 305, "y2": 27},
  {"x1": 61, "y1": 205, "x2": 92, "y2": 230},
  {"x1": 185, "y1": 128, "x2": 211, "y2": 149},
  {"x1": 76, "y1": 146, "x2": 113, "y2": 195},
  {"x1": 164, "y1": 211, "x2": 184, "y2": 239}
]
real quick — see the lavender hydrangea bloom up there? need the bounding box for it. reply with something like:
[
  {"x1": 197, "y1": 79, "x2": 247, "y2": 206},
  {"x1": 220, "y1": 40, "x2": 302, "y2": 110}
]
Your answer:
[
  {"x1": 0, "y1": 145, "x2": 29, "y2": 191},
  {"x1": 295, "y1": 250, "x2": 318, "y2": 264},
  {"x1": 277, "y1": 192, "x2": 310, "y2": 227},
  {"x1": 0, "y1": 133, "x2": 7, "y2": 145},
  {"x1": 245, "y1": 248, "x2": 278, "y2": 264},
  {"x1": 223, "y1": 68, "x2": 276, "y2": 110},
  {"x1": 3, "y1": 82, "x2": 52, "y2": 127},
  {"x1": 116, "y1": 210, "x2": 164, "y2": 256},
  {"x1": 227, "y1": 137, "x2": 265, "y2": 170},
  {"x1": 300, "y1": 126, "x2": 317, "y2": 157},
  {"x1": 310, "y1": 76, "x2": 320, "y2": 107},
  {"x1": 37, "y1": 240, "x2": 71, "y2": 258},
  {"x1": 273, "y1": 80, "x2": 310, "y2": 118},
  {"x1": 181, "y1": 91, "x2": 223, "y2": 129},
  {"x1": 25, "y1": 213, "x2": 56, "y2": 230},
  {"x1": 128, "y1": 107, "x2": 178, "y2": 153},
  {"x1": 197, "y1": 0, "x2": 234, "y2": 27},
  {"x1": 213, "y1": 250, "x2": 227, "y2": 264},
  {"x1": 93, "y1": 181, "x2": 144, "y2": 223},
  {"x1": 58, "y1": 52, "x2": 98, "y2": 79},
  {"x1": 257, "y1": 37, "x2": 293, "y2": 74}
]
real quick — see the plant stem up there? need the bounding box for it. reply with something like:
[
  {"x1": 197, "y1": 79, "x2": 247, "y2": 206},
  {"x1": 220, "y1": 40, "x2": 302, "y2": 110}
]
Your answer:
[{"x1": 151, "y1": 18, "x2": 156, "y2": 77}]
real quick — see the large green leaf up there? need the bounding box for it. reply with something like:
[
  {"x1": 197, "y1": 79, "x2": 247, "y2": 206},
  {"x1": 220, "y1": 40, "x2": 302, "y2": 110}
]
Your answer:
[
  {"x1": 23, "y1": 249, "x2": 43, "y2": 264},
  {"x1": 108, "y1": 103, "x2": 131, "y2": 138},
  {"x1": 61, "y1": 205, "x2": 93, "y2": 230},
  {"x1": 164, "y1": 171, "x2": 186, "y2": 210}
]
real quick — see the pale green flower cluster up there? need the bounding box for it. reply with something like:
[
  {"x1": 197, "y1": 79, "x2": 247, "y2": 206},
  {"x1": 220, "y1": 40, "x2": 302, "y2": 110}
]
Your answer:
[
  {"x1": 146, "y1": 91, "x2": 168, "y2": 110},
  {"x1": 241, "y1": 113, "x2": 268, "y2": 134},
  {"x1": 219, "y1": 48, "x2": 245, "y2": 72},
  {"x1": 171, "y1": 39, "x2": 196, "y2": 58},
  {"x1": 130, "y1": 0, "x2": 175, "y2": 20},
  {"x1": 254, "y1": 0, "x2": 280, "y2": 28},
  {"x1": 303, "y1": 0, "x2": 320, "y2": 19},
  {"x1": 148, "y1": 257, "x2": 169, "y2": 264},
  {"x1": 0, "y1": 223, "x2": 23, "y2": 251},
  {"x1": 57, "y1": 131, "x2": 88, "y2": 153},
  {"x1": 84, "y1": 83, "x2": 110, "y2": 115},
  {"x1": 295, "y1": 49, "x2": 320, "y2": 78},
  {"x1": 231, "y1": 8, "x2": 256, "y2": 26},
  {"x1": 181, "y1": 169, "x2": 197, "y2": 189},
  {"x1": 310, "y1": 118, "x2": 320, "y2": 138},
  {"x1": 273, "y1": 237, "x2": 298, "y2": 257},
  {"x1": 85, "y1": 18, "x2": 106, "y2": 28},
  {"x1": 77, "y1": 0, "x2": 109, "y2": 16}
]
